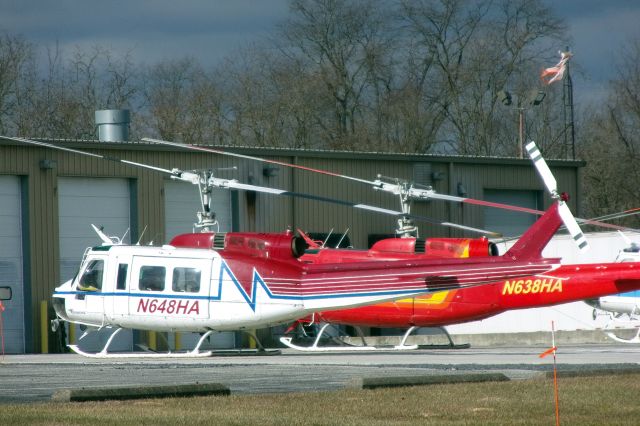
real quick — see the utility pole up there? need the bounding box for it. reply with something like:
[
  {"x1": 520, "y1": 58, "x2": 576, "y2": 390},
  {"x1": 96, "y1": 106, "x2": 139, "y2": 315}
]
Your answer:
[
  {"x1": 498, "y1": 90, "x2": 546, "y2": 158},
  {"x1": 562, "y1": 48, "x2": 576, "y2": 160}
]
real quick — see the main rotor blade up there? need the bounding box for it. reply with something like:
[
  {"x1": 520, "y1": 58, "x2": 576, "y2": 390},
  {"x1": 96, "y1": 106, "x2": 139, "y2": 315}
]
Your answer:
[
  {"x1": 5, "y1": 136, "x2": 176, "y2": 176},
  {"x1": 426, "y1": 192, "x2": 545, "y2": 215},
  {"x1": 142, "y1": 137, "x2": 552, "y2": 215},
  {"x1": 225, "y1": 181, "x2": 500, "y2": 236},
  {"x1": 143, "y1": 137, "x2": 376, "y2": 187},
  {"x1": 8, "y1": 136, "x2": 635, "y2": 236},
  {"x1": 141, "y1": 137, "x2": 640, "y2": 235},
  {"x1": 6, "y1": 135, "x2": 498, "y2": 236},
  {"x1": 585, "y1": 207, "x2": 640, "y2": 225}
]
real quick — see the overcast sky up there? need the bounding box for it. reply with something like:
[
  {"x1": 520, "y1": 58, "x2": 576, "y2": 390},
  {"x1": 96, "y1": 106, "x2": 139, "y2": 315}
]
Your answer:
[{"x1": 2, "y1": 0, "x2": 640, "y2": 105}]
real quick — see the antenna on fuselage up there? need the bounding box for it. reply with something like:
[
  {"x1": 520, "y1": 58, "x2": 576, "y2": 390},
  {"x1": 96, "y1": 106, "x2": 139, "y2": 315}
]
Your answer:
[
  {"x1": 91, "y1": 224, "x2": 115, "y2": 245},
  {"x1": 121, "y1": 228, "x2": 130, "y2": 244},
  {"x1": 336, "y1": 228, "x2": 350, "y2": 248},
  {"x1": 321, "y1": 229, "x2": 334, "y2": 249},
  {"x1": 136, "y1": 226, "x2": 148, "y2": 245}
]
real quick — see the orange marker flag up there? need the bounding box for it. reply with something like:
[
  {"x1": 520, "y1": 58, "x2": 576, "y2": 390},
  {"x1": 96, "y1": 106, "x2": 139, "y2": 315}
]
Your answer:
[{"x1": 539, "y1": 346, "x2": 557, "y2": 358}]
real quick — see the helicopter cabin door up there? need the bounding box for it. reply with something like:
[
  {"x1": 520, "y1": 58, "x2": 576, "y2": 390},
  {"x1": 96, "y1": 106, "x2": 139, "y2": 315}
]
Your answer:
[
  {"x1": 69, "y1": 256, "x2": 107, "y2": 324},
  {"x1": 110, "y1": 255, "x2": 132, "y2": 318},
  {"x1": 129, "y1": 255, "x2": 212, "y2": 320}
]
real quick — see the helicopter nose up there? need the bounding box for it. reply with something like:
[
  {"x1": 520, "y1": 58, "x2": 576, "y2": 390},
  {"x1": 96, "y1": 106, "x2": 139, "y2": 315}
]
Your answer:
[
  {"x1": 52, "y1": 296, "x2": 68, "y2": 320},
  {"x1": 583, "y1": 298, "x2": 600, "y2": 309}
]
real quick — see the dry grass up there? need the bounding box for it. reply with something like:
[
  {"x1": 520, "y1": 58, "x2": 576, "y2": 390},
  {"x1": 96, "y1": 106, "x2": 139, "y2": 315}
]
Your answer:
[{"x1": 4, "y1": 375, "x2": 640, "y2": 425}]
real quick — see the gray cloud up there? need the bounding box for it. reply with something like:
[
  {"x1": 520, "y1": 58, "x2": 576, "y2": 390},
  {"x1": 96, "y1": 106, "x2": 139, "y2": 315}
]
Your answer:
[
  {"x1": 2, "y1": 0, "x2": 640, "y2": 104},
  {"x1": 546, "y1": 0, "x2": 640, "y2": 105},
  {"x1": 0, "y1": 0, "x2": 290, "y2": 66}
]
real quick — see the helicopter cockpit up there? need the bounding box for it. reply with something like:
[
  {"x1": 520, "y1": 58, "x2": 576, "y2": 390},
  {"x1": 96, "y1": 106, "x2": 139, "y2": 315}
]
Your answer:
[{"x1": 77, "y1": 259, "x2": 104, "y2": 292}]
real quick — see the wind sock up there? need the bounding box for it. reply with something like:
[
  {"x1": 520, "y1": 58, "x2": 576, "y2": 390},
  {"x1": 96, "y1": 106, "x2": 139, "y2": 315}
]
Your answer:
[{"x1": 540, "y1": 51, "x2": 572, "y2": 85}]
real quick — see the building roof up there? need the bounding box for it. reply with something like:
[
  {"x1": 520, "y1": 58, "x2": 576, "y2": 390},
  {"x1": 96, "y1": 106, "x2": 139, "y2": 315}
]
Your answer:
[{"x1": 0, "y1": 136, "x2": 586, "y2": 167}]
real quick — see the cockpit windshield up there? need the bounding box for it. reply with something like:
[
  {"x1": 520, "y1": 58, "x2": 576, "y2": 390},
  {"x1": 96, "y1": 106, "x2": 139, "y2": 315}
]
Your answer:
[{"x1": 78, "y1": 259, "x2": 104, "y2": 291}]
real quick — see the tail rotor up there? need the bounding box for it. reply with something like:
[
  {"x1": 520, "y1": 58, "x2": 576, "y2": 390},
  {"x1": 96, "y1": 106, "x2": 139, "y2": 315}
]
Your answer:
[{"x1": 525, "y1": 141, "x2": 589, "y2": 252}]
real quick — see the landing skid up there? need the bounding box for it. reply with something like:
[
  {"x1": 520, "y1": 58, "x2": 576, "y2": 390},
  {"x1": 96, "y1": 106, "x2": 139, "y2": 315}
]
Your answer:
[
  {"x1": 68, "y1": 328, "x2": 214, "y2": 358},
  {"x1": 280, "y1": 336, "x2": 381, "y2": 351},
  {"x1": 68, "y1": 328, "x2": 282, "y2": 358},
  {"x1": 416, "y1": 326, "x2": 471, "y2": 350},
  {"x1": 68, "y1": 344, "x2": 214, "y2": 358},
  {"x1": 605, "y1": 330, "x2": 640, "y2": 344},
  {"x1": 603, "y1": 318, "x2": 640, "y2": 344},
  {"x1": 280, "y1": 324, "x2": 467, "y2": 352}
]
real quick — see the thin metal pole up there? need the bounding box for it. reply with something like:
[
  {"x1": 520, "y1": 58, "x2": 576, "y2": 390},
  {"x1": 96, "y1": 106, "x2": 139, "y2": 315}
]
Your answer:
[{"x1": 518, "y1": 108, "x2": 524, "y2": 158}]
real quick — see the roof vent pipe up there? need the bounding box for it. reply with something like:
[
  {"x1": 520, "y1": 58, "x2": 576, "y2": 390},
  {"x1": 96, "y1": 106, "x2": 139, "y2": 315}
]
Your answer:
[{"x1": 95, "y1": 109, "x2": 130, "y2": 142}]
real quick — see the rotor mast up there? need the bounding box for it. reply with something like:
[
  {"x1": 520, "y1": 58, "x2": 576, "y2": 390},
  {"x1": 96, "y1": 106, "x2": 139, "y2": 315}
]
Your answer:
[
  {"x1": 171, "y1": 168, "x2": 239, "y2": 232},
  {"x1": 374, "y1": 175, "x2": 440, "y2": 238}
]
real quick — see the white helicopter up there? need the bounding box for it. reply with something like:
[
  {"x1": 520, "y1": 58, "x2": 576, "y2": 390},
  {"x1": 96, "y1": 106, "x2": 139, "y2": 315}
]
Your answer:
[
  {"x1": 8, "y1": 136, "x2": 587, "y2": 358},
  {"x1": 585, "y1": 230, "x2": 640, "y2": 343}
]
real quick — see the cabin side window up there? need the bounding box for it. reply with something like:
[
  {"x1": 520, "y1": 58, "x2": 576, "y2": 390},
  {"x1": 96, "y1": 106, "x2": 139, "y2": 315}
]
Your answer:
[
  {"x1": 78, "y1": 259, "x2": 104, "y2": 291},
  {"x1": 172, "y1": 267, "x2": 201, "y2": 293},
  {"x1": 139, "y1": 266, "x2": 166, "y2": 291},
  {"x1": 116, "y1": 263, "x2": 128, "y2": 290}
]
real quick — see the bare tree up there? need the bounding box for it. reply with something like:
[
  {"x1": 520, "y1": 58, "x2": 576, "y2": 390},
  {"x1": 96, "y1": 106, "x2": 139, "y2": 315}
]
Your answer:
[
  {"x1": 2, "y1": 1, "x2": 570, "y2": 156},
  {"x1": 0, "y1": 33, "x2": 33, "y2": 135},
  {"x1": 580, "y1": 40, "x2": 640, "y2": 225},
  {"x1": 10, "y1": 42, "x2": 141, "y2": 139},
  {"x1": 399, "y1": 0, "x2": 566, "y2": 155},
  {"x1": 222, "y1": 44, "x2": 332, "y2": 149},
  {"x1": 142, "y1": 57, "x2": 225, "y2": 144},
  {"x1": 277, "y1": 0, "x2": 395, "y2": 149}
]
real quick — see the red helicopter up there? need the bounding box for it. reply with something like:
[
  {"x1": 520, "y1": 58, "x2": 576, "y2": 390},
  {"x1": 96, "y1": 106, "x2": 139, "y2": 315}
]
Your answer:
[
  {"x1": 275, "y1": 144, "x2": 640, "y2": 350},
  {"x1": 280, "y1": 236, "x2": 640, "y2": 350},
  {"x1": 9, "y1": 136, "x2": 580, "y2": 357},
  {"x1": 132, "y1": 138, "x2": 640, "y2": 351}
]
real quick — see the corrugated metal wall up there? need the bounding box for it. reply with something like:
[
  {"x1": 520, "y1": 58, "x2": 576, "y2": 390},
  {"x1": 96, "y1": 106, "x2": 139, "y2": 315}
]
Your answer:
[{"x1": 0, "y1": 138, "x2": 583, "y2": 352}]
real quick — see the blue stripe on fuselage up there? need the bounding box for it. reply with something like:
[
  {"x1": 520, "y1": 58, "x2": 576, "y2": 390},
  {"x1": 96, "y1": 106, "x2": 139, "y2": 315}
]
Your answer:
[
  {"x1": 616, "y1": 290, "x2": 640, "y2": 298},
  {"x1": 53, "y1": 260, "x2": 426, "y2": 307}
]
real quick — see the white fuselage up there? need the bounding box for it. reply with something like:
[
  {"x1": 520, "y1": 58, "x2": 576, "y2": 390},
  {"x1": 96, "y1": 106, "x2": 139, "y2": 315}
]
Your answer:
[
  {"x1": 54, "y1": 245, "x2": 308, "y2": 331},
  {"x1": 591, "y1": 296, "x2": 640, "y2": 316},
  {"x1": 52, "y1": 244, "x2": 432, "y2": 332},
  {"x1": 586, "y1": 248, "x2": 640, "y2": 317}
]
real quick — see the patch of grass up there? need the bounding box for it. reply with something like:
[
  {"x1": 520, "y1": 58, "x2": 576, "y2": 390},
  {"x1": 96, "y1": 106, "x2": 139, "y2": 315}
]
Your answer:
[{"x1": 4, "y1": 375, "x2": 640, "y2": 425}]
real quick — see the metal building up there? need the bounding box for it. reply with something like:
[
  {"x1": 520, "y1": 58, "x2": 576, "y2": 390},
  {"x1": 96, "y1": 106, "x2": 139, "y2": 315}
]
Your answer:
[{"x1": 0, "y1": 136, "x2": 583, "y2": 353}]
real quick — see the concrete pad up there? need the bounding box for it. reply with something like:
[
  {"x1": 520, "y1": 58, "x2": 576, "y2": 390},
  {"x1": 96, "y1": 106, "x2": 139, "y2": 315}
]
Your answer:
[
  {"x1": 347, "y1": 373, "x2": 510, "y2": 390},
  {"x1": 51, "y1": 382, "x2": 229, "y2": 402},
  {"x1": 3, "y1": 345, "x2": 640, "y2": 404},
  {"x1": 546, "y1": 366, "x2": 640, "y2": 379}
]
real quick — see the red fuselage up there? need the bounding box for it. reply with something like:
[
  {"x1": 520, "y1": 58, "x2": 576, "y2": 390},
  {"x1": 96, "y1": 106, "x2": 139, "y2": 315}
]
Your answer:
[
  {"x1": 297, "y1": 233, "x2": 640, "y2": 328},
  {"x1": 169, "y1": 202, "x2": 640, "y2": 330},
  {"x1": 312, "y1": 263, "x2": 640, "y2": 327}
]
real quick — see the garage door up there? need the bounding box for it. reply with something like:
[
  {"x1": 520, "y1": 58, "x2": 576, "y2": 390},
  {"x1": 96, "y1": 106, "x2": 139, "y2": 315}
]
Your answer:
[
  {"x1": 164, "y1": 179, "x2": 232, "y2": 241},
  {"x1": 164, "y1": 179, "x2": 235, "y2": 349},
  {"x1": 58, "y1": 177, "x2": 132, "y2": 351},
  {"x1": 0, "y1": 176, "x2": 24, "y2": 353},
  {"x1": 58, "y1": 177, "x2": 132, "y2": 281},
  {"x1": 484, "y1": 189, "x2": 541, "y2": 238}
]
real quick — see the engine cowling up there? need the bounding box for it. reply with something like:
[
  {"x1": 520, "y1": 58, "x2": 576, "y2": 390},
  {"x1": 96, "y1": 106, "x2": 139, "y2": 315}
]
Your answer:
[
  {"x1": 370, "y1": 237, "x2": 498, "y2": 258},
  {"x1": 170, "y1": 231, "x2": 308, "y2": 259}
]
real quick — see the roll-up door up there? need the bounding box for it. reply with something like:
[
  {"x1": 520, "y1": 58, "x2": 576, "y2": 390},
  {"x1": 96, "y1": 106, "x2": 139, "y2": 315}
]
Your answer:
[
  {"x1": 0, "y1": 176, "x2": 25, "y2": 353},
  {"x1": 484, "y1": 189, "x2": 541, "y2": 238},
  {"x1": 58, "y1": 177, "x2": 132, "y2": 351}
]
